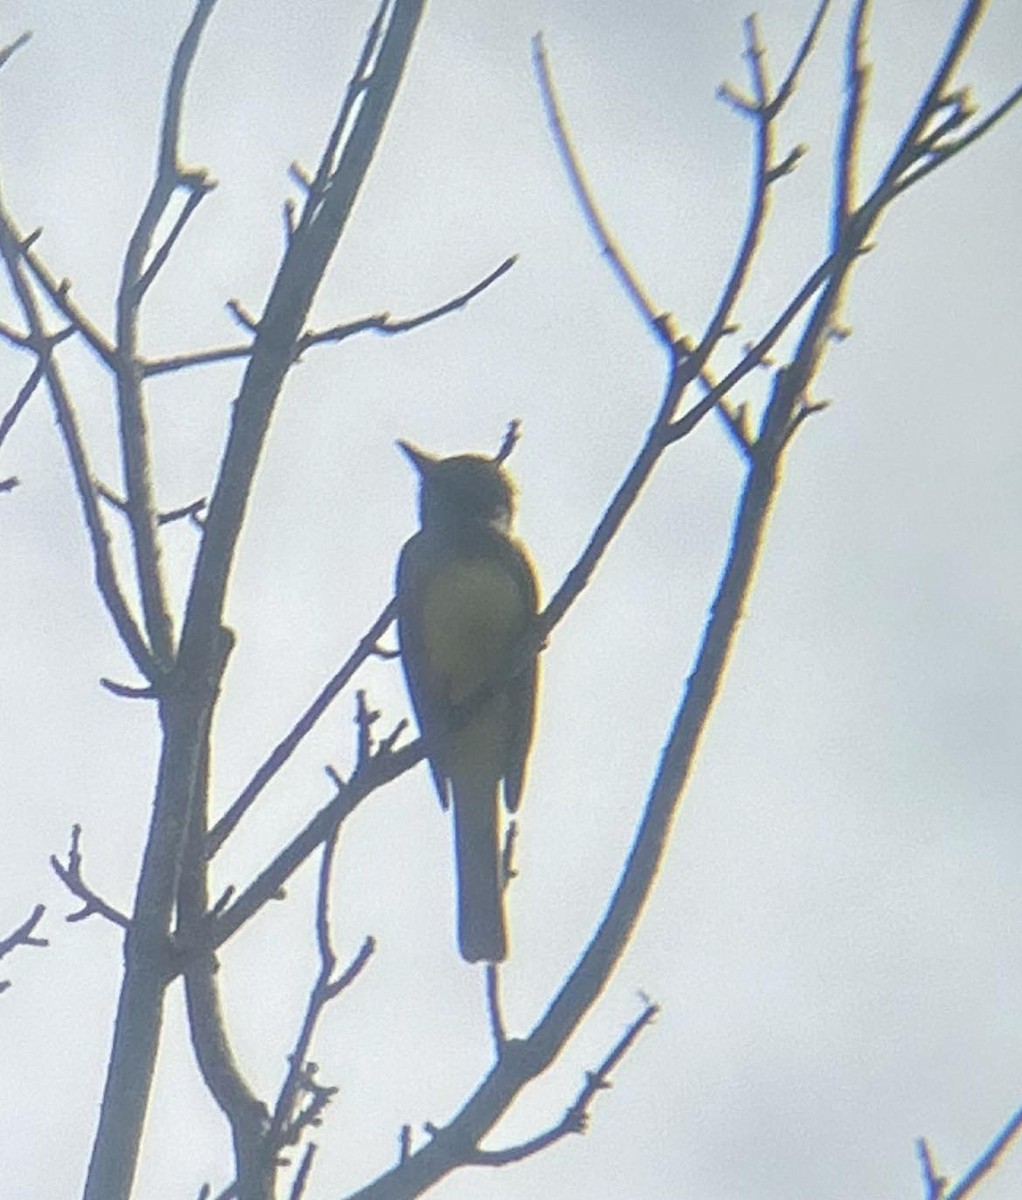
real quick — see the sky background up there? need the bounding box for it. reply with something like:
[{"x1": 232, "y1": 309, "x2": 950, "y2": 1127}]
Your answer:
[{"x1": 1, "y1": 1, "x2": 1021, "y2": 1198}]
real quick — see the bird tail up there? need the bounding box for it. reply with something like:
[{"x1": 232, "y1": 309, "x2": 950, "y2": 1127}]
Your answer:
[{"x1": 452, "y1": 780, "x2": 506, "y2": 963}]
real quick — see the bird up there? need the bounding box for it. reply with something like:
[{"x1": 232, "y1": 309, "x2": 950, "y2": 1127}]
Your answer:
[{"x1": 395, "y1": 440, "x2": 538, "y2": 963}]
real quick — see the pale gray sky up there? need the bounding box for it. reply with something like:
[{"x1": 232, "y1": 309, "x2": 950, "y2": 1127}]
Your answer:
[{"x1": 1, "y1": 2, "x2": 1021, "y2": 1198}]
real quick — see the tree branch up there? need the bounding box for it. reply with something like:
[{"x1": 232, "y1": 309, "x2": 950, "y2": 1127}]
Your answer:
[
  {"x1": 0, "y1": 903, "x2": 47, "y2": 992},
  {"x1": 0, "y1": 202, "x2": 156, "y2": 678},
  {"x1": 50, "y1": 826, "x2": 132, "y2": 930}
]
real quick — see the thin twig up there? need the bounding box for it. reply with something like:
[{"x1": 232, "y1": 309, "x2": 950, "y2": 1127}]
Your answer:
[
  {"x1": 0, "y1": 31, "x2": 31, "y2": 70},
  {"x1": 771, "y1": 0, "x2": 831, "y2": 114},
  {"x1": 834, "y1": 0, "x2": 871, "y2": 246},
  {"x1": 469, "y1": 1001, "x2": 659, "y2": 1166},
  {"x1": 50, "y1": 826, "x2": 131, "y2": 929},
  {"x1": 945, "y1": 1102, "x2": 1022, "y2": 1199},
  {"x1": 113, "y1": 0, "x2": 220, "y2": 667},
  {"x1": 0, "y1": 202, "x2": 156, "y2": 677},
  {"x1": 532, "y1": 35, "x2": 672, "y2": 345},
  {"x1": 142, "y1": 343, "x2": 253, "y2": 376},
  {"x1": 917, "y1": 1137, "x2": 947, "y2": 1200},
  {"x1": 135, "y1": 177, "x2": 215, "y2": 300},
  {"x1": 268, "y1": 822, "x2": 368, "y2": 1152},
  {"x1": 207, "y1": 599, "x2": 397, "y2": 855},
  {"x1": 16, "y1": 242, "x2": 119, "y2": 370},
  {"x1": 890, "y1": 79, "x2": 1022, "y2": 198},
  {"x1": 0, "y1": 903, "x2": 47, "y2": 961},
  {"x1": 0, "y1": 903, "x2": 47, "y2": 993},
  {"x1": 486, "y1": 966, "x2": 507, "y2": 1057},
  {"x1": 297, "y1": 256, "x2": 516, "y2": 353},
  {"x1": 297, "y1": 0, "x2": 391, "y2": 232},
  {"x1": 0, "y1": 357, "x2": 45, "y2": 452},
  {"x1": 288, "y1": 1144, "x2": 317, "y2": 1200}
]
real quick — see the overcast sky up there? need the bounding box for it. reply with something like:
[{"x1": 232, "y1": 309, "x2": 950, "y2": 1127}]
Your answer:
[{"x1": 1, "y1": 2, "x2": 1021, "y2": 1198}]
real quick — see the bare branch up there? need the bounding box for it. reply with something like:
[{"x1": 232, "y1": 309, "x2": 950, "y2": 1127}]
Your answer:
[
  {"x1": 917, "y1": 1137, "x2": 948, "y2": 1200},
  {"x1": 890, "y1": 78, "x2": 1022, "y2": 198},
  {"x1": 532, "y1": 35, "x2": 673, "y2": 346},
  {"x1": 112, "y1": 0, "x2": 221, "y2": 668},
  {"x1": 50, "y1": 825, "x2": 132, "y2": 929},
  {"x1": 691, "y1": 15, "x2": 777, "y2": 374},
  {"x1": 834, "y1": 0, "x2": 872, "y2": 245},
  {"x1": 225, "y1": 299, "x2": 259, "y2": 332},
  {"x1": 943, "y1": 1101, "x2": 1022, "y2": 1199},
  {"x1": 486, "y1": 966, "x2": 507, "y2": 1058},
  {"x1": 269, "y1": 824, "x2": 368, "y2": 1153},
  {"x1": 297, "y1": 0, "x2": 391, "y2": 232},
  {"x1": 491, "y1": 419, "x2": 521, "y2": 466},
  {"x1": 288, "y1": 1144, "x2": 317, "y2": 1200},
  {"x1": 207, "y1": 599, "x2": 397, "y2": 855},
  {"x1": 771, "y1": 0, "x2": 831, "y2": 114},
  {"x1": 876, "y1": 0, "x2": 987, "y2": 193},
  {"x1": 142, "y1": 343, "x2": 252, "y2": 376},
  {"x1": 297, "y1": 256, "x2": 516, "y2": 354},
  {"x1": 0, "y1": 201, "x2": 156, "y2": 677},
  {"x1": 135, "y1": 176, "x2": 216, "y2": 300},
  {"x1": 470, "y1": 1001, "x2": 659, "y2": 1166},
  {"x1": 0, "y1": 357, "x2": 45, "y2": 452},
  {"x1": 0, "y1": 903, "x2": 47, "y2": 991},
  {"x1": 100, "y1": 678, "x2": 159, "y2": 699},
  {"x1": 97, "y1": 480, "x2": 206, "y2": 527},
  {"x1": 0, "y1": 31, "x2": 31, "y2": 70},
  {"x1": 16, "y1": 240, "x2": 119, "y2": 370}
]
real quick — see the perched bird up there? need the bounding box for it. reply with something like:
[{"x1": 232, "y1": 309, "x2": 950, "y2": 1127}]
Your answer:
[{"x1": 396, "y1": 441, "x2": 538, "y2": 963}]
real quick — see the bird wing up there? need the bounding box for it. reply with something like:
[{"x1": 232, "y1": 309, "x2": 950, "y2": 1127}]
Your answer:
[
  {"x1": 396, "y1": 532, "x2": 451, "y2": 808},
  {"x1": 501, "y1": 536, "x2": 539, "y2": 815}
]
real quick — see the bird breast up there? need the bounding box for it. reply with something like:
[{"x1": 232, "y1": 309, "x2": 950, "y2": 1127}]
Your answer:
[{"x1": 421, "y1": 557, "x2": 525, "y2": 704}]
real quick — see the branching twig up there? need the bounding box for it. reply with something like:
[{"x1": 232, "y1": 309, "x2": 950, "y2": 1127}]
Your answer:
[
  {"x1": 0, "y1": 203, "x2": 156, "y2": 678},
  {"x1": 112, "y1": 0, "x2": 220, "y2": 668},
  {"x1": 0, "y1": 903, "x2": 47, "y2": 991},
  {"x1": 268, "y1": 822, "x2": 371, "y2": 1153},
  {"x1": 469, "y1": 1000, "x2": 659, "y2": 1166},
  {"x1": 532, "y1": 35, "x2": 672, "y2": 345},
  {"x1": 50, "y1": 825, "x2": 131, "y2": 929},
  {"x1": 296, "y1": 256, "x2": 516, "y2": 354},
  {"x1": 941, "y1": 1101, "x2": 1022, "y2": 1199},
  {"x1": 16, "y1": 242, "x2": 119, "y2": 370},
  {"x1": 917, "y1": 1137, "x2": 948, "y2": 1200},
  {"x1": 208, "y1": 599, "x2": 397, "y2": 855},
  {"x1": 296, "y1": 0, "x2": 391, "y2": 233}
]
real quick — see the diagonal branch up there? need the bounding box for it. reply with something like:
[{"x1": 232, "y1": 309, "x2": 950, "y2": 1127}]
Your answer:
[
  {"x1": 0, "y1": 903, "x2": 47, "y2": 992},
  {"x1": 833, "y1": 0, "x2": 871, "y2": 245},
  {"x1": 178, "y1": 0, "x2": 425, "y2": 687},
  {"x1": 0, "y1": 199, "x2": 156, "y2": 677},
  {"x1": 0, "y1": 356, "x2": 45, "y2": 452},
  {"x1": 532, "y1": 35, "x2": 672, "y2": 345},
  {"x1": 113, "y1": 0, "x2": 220, "y2": 669},
  {"x1": 50, "y1": 825, "x2": 132, "y2": 930},
  {"x1": 298, "y1": 255, "x2": 516, "y2": 352},
  {"x1": 297, "y1": 0, "x2": 392, "y2": 234},
  {"x1": 467, "y1": 1000, "x2": 658, "y2": 1166},
  {"x1": 208, "y1": 599, "x2": 397, "y2": 855}
]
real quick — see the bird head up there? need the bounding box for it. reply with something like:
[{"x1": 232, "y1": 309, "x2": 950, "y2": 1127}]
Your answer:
[{"x1": 399, "y1": 441, "x2": 515, "y2": 535}]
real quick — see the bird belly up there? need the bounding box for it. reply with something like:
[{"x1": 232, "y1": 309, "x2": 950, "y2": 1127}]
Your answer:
[{"x1": 420, "y1": 558, "x2": 525, "y2": 704}]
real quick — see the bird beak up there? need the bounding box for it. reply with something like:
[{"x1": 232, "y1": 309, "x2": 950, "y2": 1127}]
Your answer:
[{"x1": 397, "y1": 440, "x2": 437, "y2": 477}]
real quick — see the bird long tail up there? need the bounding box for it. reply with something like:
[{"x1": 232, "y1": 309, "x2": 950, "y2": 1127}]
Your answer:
[{"x1": 452, "y1": 780, "x2": 506, "y2": 963}]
